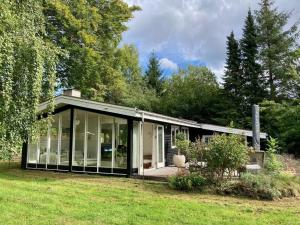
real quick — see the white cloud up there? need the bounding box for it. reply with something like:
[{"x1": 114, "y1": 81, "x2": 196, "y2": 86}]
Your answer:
[
  {"x1": 123, "y1": 0, "x2": 300, "y2": 80},
  {"x1": 159, "y1": 58, "x2": 179, "y2": 71}
]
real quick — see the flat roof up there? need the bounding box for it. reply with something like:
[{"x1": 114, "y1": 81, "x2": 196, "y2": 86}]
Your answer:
[{"x1": 39, "y1": 95, "x2": 267, "y2": 139}]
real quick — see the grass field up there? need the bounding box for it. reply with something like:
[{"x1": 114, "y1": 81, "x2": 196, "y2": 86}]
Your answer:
[{"x1": 0, "y1": 162, "x2": 300, "y2": 225}]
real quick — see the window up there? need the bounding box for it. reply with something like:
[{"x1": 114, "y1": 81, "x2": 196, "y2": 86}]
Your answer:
[
  {"x1": 171, "y1": 126, "x2": 179, "y2": 148},
  {"x1": 181, "y1": 127, "x2": 189, "y2": 141},
  {"x1": 202, "y1": 135, "x2": 212, "y2": 144}
]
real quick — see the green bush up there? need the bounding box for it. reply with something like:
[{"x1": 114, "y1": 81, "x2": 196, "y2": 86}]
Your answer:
[
  {"x1": 206, "y1": 134, "x2": 249, "y2": 180},
  {"x1": 216, "y1": 172, "x2": 300, "y2": 200},
  {"x1": 264, "y1": 137, "x2": 283, "y2": 174},
  {"x1": 168, "y1": 174, "x2": 208, "y2": 191}
]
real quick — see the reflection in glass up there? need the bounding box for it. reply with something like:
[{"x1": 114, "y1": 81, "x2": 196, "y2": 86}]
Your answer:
[
  {"x1": 60, "y1": 110, "x2": 70, "y2": 166},
  {"x1": 86, "y1": 112, "x2": 98, "y2": 167},
  {"x1": 100, "y1": 116, "x2": 113, "y2": 168},
  {"x1": 49, "y1": 115, "x2": 59, "y2": 165},
  {"x1": 73, "y1": 110, "x2": 85, "y2": 166}
]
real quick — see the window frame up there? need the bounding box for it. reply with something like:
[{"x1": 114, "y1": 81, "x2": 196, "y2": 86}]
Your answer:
[{"x1": 171, "y1": 125, "x2": 179, "y2": 148}]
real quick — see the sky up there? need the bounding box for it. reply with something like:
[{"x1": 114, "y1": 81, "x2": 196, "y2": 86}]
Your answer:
[{"x1": 122, "y1": 0, "x2": 300, "y2": 81}]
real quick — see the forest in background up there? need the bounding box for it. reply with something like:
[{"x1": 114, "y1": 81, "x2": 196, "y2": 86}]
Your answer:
[{"x1": 0, "y1": 0, "x2": 299, "y2": 159}]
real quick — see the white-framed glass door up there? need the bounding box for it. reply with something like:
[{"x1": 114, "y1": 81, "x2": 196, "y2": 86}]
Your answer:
[{"x1": 156, "y1": 125, "x2": 165, "y2": 168}]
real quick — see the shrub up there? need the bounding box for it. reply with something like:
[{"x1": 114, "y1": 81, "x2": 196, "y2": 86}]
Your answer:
[
  {"x1": 175, "y1": 132, "x2": 190, "y2": 155},
  {"x1": 264, "y1": 137, "x2": 283, "y2": 174},
  {"x1": 168, "y1": 173, "x2": 208, "y2": 191},
  {"x1": 206, "y1": 134, "x2": 249, "y2": 180},
  {"x1": 216, "y1": 172, "x2": 300, "y2": 200}
]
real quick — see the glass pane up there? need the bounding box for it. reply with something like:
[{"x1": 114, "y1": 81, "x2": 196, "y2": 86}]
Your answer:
[
  {"x1": 73, "y1": 110, "x2": 85, "y2": 167},
  {"x1": 60, "y1": 110, "x2": 70, "y2": 166},
  {"x1": 28, "y1": 140, "x2": 38, "y2": 164},
  {"x1": 132, "y1": 122, "x2": 139, "y2": 169},
  {"x1": 114, "y1": 118, "x2": 127, "y2": 169},
  {"x1": 171, "y1": 128, "x2": 176, "y2": 147},
  {"x1": 100, "y1": 116, "x2": 113, "y2": 168},
  {"x1": 39, "y1": 129, "x2": 48, "y2": 164},
  {"x1": 49, "y1": 115, "x2": 59, "y2": 165},
  {"x1": 158, "y1": 126, "x2": 163, "y2": 163},
  {"x1": 86, "y1": 112, "x2": 98, "y2": 167}
]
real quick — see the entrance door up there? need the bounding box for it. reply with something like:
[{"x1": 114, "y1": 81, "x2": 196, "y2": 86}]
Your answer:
[{"x1": 156, "y1": 125, "x2": 165, "y2": 168}]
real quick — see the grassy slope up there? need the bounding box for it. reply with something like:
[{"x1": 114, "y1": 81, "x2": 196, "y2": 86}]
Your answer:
[{"x1": 0, "y1": 162, "x2": 300, "y2": 225}]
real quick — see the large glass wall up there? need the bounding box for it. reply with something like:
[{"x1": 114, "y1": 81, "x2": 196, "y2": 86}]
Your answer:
[
  {"x1": 71, "y1": 110, "x2": 128, "y2": 173},
  {"x1": 27, "y1": 109, "x2": 71, "y2": 170},
  {"x1": 27, "y1": 108, "x2": 129, "y2": 174}
]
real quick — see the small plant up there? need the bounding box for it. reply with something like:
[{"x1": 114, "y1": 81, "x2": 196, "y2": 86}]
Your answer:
[
  {"x1": 264, "y1": 137, "x2": 283, "y2": 174},
  {"x1": 175, "y1": 132, "x2": 190, "y2": 155},
  {"x1": 168, "y1": 173, "x2": 208, "y2": 191}
]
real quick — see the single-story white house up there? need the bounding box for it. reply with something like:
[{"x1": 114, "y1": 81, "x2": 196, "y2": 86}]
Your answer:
[{"x1": 21, "y1": 89, "x2": 267, "y2": 177}]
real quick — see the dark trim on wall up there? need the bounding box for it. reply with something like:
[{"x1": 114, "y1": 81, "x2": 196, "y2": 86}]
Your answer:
[
  {"x1": 21, "y1": 142, "x2": 28, "y2": 169},
  {"x1": 127, "y1": 118, "x2": 133, "y2": 177},
  {"x1": 72, "y1": 105, "x2": 133, "y2": 120},
  {"x1": 38, "y1": 105, "x2": 72, "y2": 119},
  {"x1": 69, "y1": 107, "x2": 74, "y2": 172}
]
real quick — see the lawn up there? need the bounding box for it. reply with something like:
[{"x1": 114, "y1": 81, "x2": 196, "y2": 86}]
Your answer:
[{"x1": 0, "y1": 162, "x2": 300, "y2": 225}]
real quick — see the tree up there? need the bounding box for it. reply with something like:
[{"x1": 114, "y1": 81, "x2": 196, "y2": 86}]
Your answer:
[
  {"x1": 0, "y1": 0, "x2": 60, "y2": 160},
  {"x1": 45, "y1": 0, "x2": 139, "y2": 103},
  {"x1": 241, "y1": 10, "x2": 266, "y2": 106},
  {"x1": 255, "y1": 0, "x2": 300, "y2": 100},
  {"x1": 159, "y1": 66, "x2": 229, "y2": 124},
  {"x1": 116, "y1": 45, "x2": 159, "y2": 111},
  {"x1": 260, "y1": 100, "x2": 300, "y2": 156},
  {"x1": 223, "y1": 32, "x2": 243, "y2": 105},
  {"x1": 145, "y1": 52, "x2": 164, "y2": 94}
]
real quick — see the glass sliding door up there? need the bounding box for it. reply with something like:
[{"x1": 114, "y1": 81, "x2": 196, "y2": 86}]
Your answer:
[
  {"x1": 100, "y1": 116, "x2": 114, "y2": 169},
  {"x1": 59, "y1": 110, "x2": 70, "y2": 167},
  {"x1": 38, "y1": 129, "x2": 48, "y2": 167},
  {"x1": 73, "y1": 110, "x2": 85, "y2": 169},
  {"x1": 114, "y1": 118, "x2": 128, "y2": 170},
  {"x1": 48, "y1": 114, "x2": 59, "y2": 168},
  {"x1": 157, "y1": 125, "x2": 165, "y2": 168},
  {"x1": 86, "y1": 112, "x2": 98, "y2": 168}
]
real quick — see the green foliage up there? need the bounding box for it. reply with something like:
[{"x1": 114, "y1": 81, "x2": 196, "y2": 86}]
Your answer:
[
  {"x1": 168, "y1": 173, "x2": 208, "y2": 191},
  {"x1": 0, "y1": 0, "x2": 60, "y2": 160},
  {"x1": 145, "y1": 52, "x2": 164, "y2": 95},
  {"x1": 159, "y1": 66, "x2": 234, "y2": 124},
  {"x1": 218, "y1": 172, "x2": 300, "y2": 200},
  {"x1": 224, "y1": 32, "x2": 243, "y2": 104},
  {"x1": 175, "y1": 132, "x2": 190, "y2": 155},
  {"x1": 264, "y1": 137, "x2": 283, "y2": 173},
  {"x1": 116, "y1": 44, "x2": 159, "y2": 111},
  {"x1": 261, "y1": 100, "x2": 300, "y2": 155},
  {"x1": 255, "y1": 0, "x2": 300, "y2": 100},
  {"x1": 240, "y1": 10, "x2": 266, "y2": 106},
  {"x1": 207, "y1": 134, "x2": 249, "y2": 180},
  {"x1": 45, "y1": 0, "x2": 139, "y2": 102}
]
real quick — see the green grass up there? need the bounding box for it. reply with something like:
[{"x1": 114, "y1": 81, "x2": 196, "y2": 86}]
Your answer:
[{"x1": 0, "y1": 162, "x2": 300, "y2": 225}]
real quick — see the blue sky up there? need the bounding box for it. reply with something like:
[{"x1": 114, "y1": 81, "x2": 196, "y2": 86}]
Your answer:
[{"x1": 122, "y1": 0, "x2": 300, "y2": 81}]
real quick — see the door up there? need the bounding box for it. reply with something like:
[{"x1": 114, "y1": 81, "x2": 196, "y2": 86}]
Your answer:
[{"x1": 156, "y1": 125, "x2": 165, "y2": 168}]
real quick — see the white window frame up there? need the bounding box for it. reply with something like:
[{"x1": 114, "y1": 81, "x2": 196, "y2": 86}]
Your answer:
[
  {"x1": 181, "y1": 127, "x2": 189, "y2": 141},
  {"x1": 202, "y1": 135, "x2": 213, "y2": 144},
  {"x1": 171, "y1": 125, "x2": 179, "y2": 148}
]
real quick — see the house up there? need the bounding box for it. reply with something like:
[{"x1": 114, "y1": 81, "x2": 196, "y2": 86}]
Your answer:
[{"x1": 21, "y1": 89, "x2": 267, "y2": 177}]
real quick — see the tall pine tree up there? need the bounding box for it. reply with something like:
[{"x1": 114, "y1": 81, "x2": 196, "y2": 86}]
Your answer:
[
  {"x1": 240, "y1": 10, "x2": 266, "y2": 106},
  {"x1": 145, "y1": 52, "x2": 164, "y2": 94},
  {"x1": 255, "y1": 0, "x2": 299, "y2": 100},
  {"x1": 223, "y1": 32, "x2": 243, "y2": 105}
]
